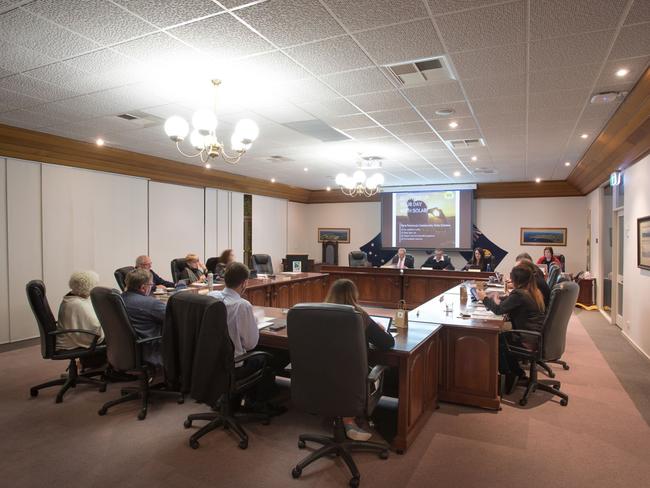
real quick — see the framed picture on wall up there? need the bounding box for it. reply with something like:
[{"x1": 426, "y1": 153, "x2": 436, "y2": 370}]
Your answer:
[
  {"x1": 638, "y1": 216, "x2": 650, "y2": 270},
  {"x1": 318, "y1": 228, "x2": 350, "y2": 243},
  {"x1": 520, "y1": 227, "x2": 567, "y2": 246}
]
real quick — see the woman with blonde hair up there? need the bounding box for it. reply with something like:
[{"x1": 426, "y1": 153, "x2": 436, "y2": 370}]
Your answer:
[
  {"x1": 57, "y1": 271, "x2": 104, "y2": 351},
  {"x1": 178, "y1": 253, "x2": 208, "y2": 284},
  {"x1": 324, "y1": 279, "x2": 394, "y2": 441}
]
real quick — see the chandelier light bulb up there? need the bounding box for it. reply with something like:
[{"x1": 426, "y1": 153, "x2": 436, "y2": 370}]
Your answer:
[
  {"x1": 164, "y1": 116, "x2": 189, "y2": 141},
  {"x1": 335, "y1": 173, "x2": 346, "y2": 186},
  {"x1": 352, "y1": 170, "x2": 366, "y2": 184},
  {"x1": 343, "y1": 177, "x2": 355, "y2": 190},
  {"x1": 192, "y1": 109, "x2": 218, "y2": 135},
  {"x1": 366, "y1": 178, "x2": 378, "y2": 190},
  {"x1": 231, "y1": 133, "x2": 247, "y2": 152},
  {"x1": 372, "y1": 173, "x2": 384, "y2": 186},
  {"x1": 234, "y1": 118, "x2": 259, "y2": 143},
  {"x1": 189, "y1": 129, "x2": 205, "y2": 150}
]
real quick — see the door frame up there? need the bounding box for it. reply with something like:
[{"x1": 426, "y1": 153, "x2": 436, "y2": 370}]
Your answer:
[{"x1": 611, "y1": 208, "x2": 624, "y2": 328}]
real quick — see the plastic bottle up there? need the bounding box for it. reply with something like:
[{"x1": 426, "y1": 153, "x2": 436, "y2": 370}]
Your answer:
[{"x1": 207, "y1": 272, "x2": 214, "y2": 291}]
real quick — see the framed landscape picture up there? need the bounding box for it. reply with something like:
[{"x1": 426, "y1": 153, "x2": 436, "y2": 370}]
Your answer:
[
  {"x1": 318, "y1": 227, "x2": 350, "y2": 243},
  {"x1": 520, "y1": 227, "x2": 567, "y2": 246},
  {"x1": 638, "y1": 216, "x2": 650, "y2": 270}
]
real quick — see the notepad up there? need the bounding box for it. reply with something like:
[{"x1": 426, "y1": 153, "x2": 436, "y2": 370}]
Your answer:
[{"x1": 257, "y1": 321, "x2": 273, "y2": 330}]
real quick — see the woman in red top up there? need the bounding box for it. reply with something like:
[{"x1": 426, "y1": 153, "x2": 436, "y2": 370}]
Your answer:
[{"x1": 536, "y1": 246, "x2": 561, "y2": 272}]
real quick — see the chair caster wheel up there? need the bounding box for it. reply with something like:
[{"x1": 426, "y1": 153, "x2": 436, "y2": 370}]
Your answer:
[
  {"x1": 552, "y1": 384, "x2": 561, "y2": 390},
  {"x1": 30, "y1": 388, "x2": 38, "y2": 397},
  {"x1": 177, "y1": 396, "x2": 184, "y2": 404},
  {"x1": 379, "y1": 450, "x2": 389, "y2": 460},
  {"x1": 349, "y1": 476, "x2": 360, "y2": 487},
  {"x1": 563, "y1": 364, "x2": 570, "y2": 370},
  {"x1": 298, "y1": 440, "x2": 306, "y2": 449},
  {"x1": 291, "y1": 467, "x2": 302, "y2": 479},
  {"x1": 189, "y1": 439, "x2": 199, "y2": 449},
  {"x1": 137, "y1": 410, "x2": 147, "y2": 421},
  {"x1": 560, "y1": 398, "x2": 568, "y2": 406},
  {"x1": 99, "y1": 384, "x2": 107, "y2": 393},
  {"x1": 238, "y1": 439, "x2": 248, "y2": 450},
  {"x1": 98, "y1": 407, "x2": 107, "y2": 416},
  {"x1": 55, "y1": 395, "x2": 64, "y2": 404},
  {"x1": 396, "y1": 449, "x2": 404, "y2": 455},
  {"x1": 519, "y1": 398, "x2": 528, "y2": 406}
]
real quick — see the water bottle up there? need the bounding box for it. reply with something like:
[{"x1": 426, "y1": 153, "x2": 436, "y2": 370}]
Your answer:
[
  {"x1": 486, "y1": 262, "x2": 492, "y2": 272},
  {"x1": 207, "y1": 272, "x2": 214, "y2": 291}
]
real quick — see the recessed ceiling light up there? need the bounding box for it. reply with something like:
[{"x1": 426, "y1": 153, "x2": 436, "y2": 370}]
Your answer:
[
  {"x1": 303, "y1": 167, "x2": 308, "y2": 172},
  {"x1": 471, "y1": 156, "x2": 477, "y2": 162},
  {"x1": 435, "y1": 108, "x2": 455, "y2": 116},
  {"x1": 616, "y1": 68, "x2": 629, "y2": 77},
  {"x1": 205, "y1": 163, "x2": 211, "y2": 169},
  {"x1": 326, "y1": 186, "x2": 331, "y2": 191},
  {"x1": 580, "y1": 133, "x2": 589, "y2": 139},
  {"x1": 270, "y1": 178, "x2": 276, "y2": 183},
  {"x1": 95, "y1": 138, "x2": 104, "y2": 146},
  {"x1": 564, "y1": 161, "x2": 571, "y2": 167},
  {"x1": 453, "y1": 171, "x2": 461, "y2": 177},
  {"x1": 448, "y1": 121, "x2": 458, "y2": 129},
  {"x1": 535, "y1": 177, "x2": 541, "y2": 183}
]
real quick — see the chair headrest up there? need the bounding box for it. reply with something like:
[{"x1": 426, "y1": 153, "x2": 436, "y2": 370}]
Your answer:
[
  {"x1": 254, "y1": 254, "x2": 270, "y2": 264},
  {"x1": 350, "y1": 251, "x2": 366, "y2": 259}
]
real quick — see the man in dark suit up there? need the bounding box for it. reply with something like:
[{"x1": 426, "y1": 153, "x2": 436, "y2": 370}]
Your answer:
[
  {"x1": 422, "y1": 249, "x2": 455, "y2": 270},
  {"x1": 387, "y1": 248, "x2": 414, "y2": 269},
  {"x1": 122, "y1": 268, "x2": 166, "y2": 365},
  {"x1": 135, "y1": 255, "x2": 174, "y2": 289}
]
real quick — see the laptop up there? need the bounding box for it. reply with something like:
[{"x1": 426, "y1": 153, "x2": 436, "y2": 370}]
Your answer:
[{"x1": 369, "y1": 315, "x2": 393, "y2": 332}]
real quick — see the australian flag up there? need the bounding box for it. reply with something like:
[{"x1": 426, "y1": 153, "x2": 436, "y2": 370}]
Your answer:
[
  {"x1": 360, "y1": 233, "x2": 396, "y2": 267},
  {"x1": 460, "y1": 225, "x2": 508, "y2": 269}
]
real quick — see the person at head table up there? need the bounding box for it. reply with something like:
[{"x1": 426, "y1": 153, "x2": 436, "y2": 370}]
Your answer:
[
  {"x1": 536, "y1": 246, "x2": 562, "y2": 272},
  {"x1": 178, "y1": 253, "x2": 208, "y2": 284},
  {"x1": 324, "y1": 278, "x2": 394, "y2": 442},
  {"x1": 383, "y1": 247, "x2": 414, "y2": 269},
  {"x1": 135, "y1": 255, "x2": 174, "y2": 290},
  {"x1": 214, "y1": 249, "x2": 235, "y2": 280},
  {"x1": 462, "y1": 247, "x2": 490, "y2": 271},
  {"x1": 421, "y1": 249, "x2": 455, "y2": 270}
]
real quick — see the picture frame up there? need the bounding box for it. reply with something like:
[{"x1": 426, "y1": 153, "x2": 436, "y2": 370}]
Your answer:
[
  {"x1": 638, "y1": 216, "x2": 650, "y2": 271},
  {"x1": 318, "y1": 227, "x2": 350, "y2": 243},
  {"x1": 520, "y1": 227, "x2": 567, "y2": 246}
]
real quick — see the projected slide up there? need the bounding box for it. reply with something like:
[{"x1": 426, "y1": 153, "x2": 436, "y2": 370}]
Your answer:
[{"x1": 391, "y1": 191, "x2": 459, "y2": 248}]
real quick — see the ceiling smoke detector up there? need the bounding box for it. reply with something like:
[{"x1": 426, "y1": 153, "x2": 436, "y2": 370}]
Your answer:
[
  {"x1": 434, "y1": 108, "x2": 455, "y2": 116},
  {"x1": 358, "y1": 155, "x2": 383, "y2": 169},
  {"x1": 590, "y1": 91, "x2": 628, "y2": 104}
]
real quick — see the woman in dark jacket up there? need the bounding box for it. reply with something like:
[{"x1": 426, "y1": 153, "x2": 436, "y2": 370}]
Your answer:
[
  {"x1": 463, "y1": 247, "x2": 491, "y2": 271},
  {"x1": 214, "y1": 249, "x2": 235, "y2": 279},
  {"x1": 478, "y1": 264, "x2": 546, "y2": 393},
  {"x1": 324, "y1": 279, "x2": 395, "y2": 441}
]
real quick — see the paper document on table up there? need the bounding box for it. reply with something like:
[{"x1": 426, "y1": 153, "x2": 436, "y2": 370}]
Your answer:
[
  {"x1": 257, "y1": 321, "x2": 273, "y2": 330},
  {"x1": 485, "y1": 287, "x2": 505, "y2": 293},
  {"x1": 470, "y1": 309, "x2": 503, "y2": 320}
]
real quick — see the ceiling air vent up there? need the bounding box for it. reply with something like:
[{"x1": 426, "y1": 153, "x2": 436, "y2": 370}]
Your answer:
[
  {"x1": 447, "y1": 138, "x2": 486, "y2": 149},
  {"x1": 385, "y1": 56, "x2": 455, "y2": 86},
  {"x1": 266, "y1": 155, "x2": 293, "y2": 163},
  {"x1": 473, "y1": 167, "x2": 497, "y2": 175},
  {"x1": 117, "y1": 113, "x2": 138, "y2": 120},
  {"x1": 115, "y1": 110, "x2": 164, "y2": 128}
]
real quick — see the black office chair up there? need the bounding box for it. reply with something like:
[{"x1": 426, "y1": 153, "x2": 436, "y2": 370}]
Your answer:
[
  {"x1": 170, "y1": 258, "x2": 187, "y2": 283},
  {"x1": 251, "y1": 254, "x2": 274, "y2": 274},
  {"x1": 205, "y1": 257, "x2": 219, "y2": 274},
  {"x1": 26, "y1": 280, "x2": 106, "y2": 403},
  {"x1": 90, "y1": 287, "x2": 182, "y2": 420},
  {"x1": 348, "y1": 251, "x2": 369, "y2": 267},
  {"x1": 503, "y1": 281, "x2": 579, "y2": 407},
  {"x1": 557, "y1": 254, "x2": 566, "y2": 272},
  {"x1": 322, "y1": 240, "x2": 338, "y2": 265},
  {"x1": 114, "y1": 266, "x2": 134, "y2": 291},
  {"x1": 175, "y1": 294, "x2": 273, "y2": 450},
  {"x1": 547, "y1": 264, "x2": 561, "y2": 288},
  {"x1": 287, "y1": 303, "x2": 389, "y2": 487}
]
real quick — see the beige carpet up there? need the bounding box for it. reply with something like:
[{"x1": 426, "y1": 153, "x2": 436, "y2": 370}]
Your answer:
[{"x1": 2, "y1": 313, "x2": 650, "y2": 488}]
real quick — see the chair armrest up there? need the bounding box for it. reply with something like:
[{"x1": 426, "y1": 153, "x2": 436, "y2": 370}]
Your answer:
[
  {"x1": 502, "y1": 330, "x2": 543, "y2": 358},
  {"x1": 48, "y1": 329, "x2": 99, "y2": 337},
  {"x1": 368, "y1": 365, "x2": 388, "y2": 383},
  {"x1": 234, "y1": 350, "x2": 273, "y2": 364},
  {"x1": 136, "y1": 335, "x2": 162, "y2": 345}
]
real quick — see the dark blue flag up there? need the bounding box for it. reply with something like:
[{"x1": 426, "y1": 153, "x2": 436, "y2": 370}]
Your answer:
[{"x1": 360, "y1": 233, "x2": 396, "y2": 267}]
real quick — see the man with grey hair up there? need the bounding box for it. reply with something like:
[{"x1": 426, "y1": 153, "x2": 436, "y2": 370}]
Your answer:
[
  {"x1": 57, "y1": 270, "x2": 104, "y2": 350},
  {"x1": 135, "y1": 255, "x2": 174, "y2": 289}
]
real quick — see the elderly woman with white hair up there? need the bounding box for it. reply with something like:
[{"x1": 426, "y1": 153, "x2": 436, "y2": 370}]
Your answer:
[{"x1": 56, "y1": 271, "x2": 104, "y2": 351}]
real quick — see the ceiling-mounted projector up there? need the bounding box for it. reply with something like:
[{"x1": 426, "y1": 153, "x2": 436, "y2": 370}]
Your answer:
[{"x1": 590, "y1": 91, "x2": 628, "y2": 104}]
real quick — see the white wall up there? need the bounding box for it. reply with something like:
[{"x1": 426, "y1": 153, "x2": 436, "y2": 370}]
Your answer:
[
  {"x1": 0, "y1": 159, "x2": 10, "y2": 343},
  {"x1": 252, "y1": 195, "x2": 287, "y2": 273},
  {"x1": 622, "y1": 153, "x2": 650, "y2": 358}
]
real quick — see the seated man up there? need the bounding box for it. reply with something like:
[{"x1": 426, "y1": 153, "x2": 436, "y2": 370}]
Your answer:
[
  {"x1": 422, "y1": 249, "x2": 455, "y2": 270},
  {"x1": 122, "y1": 268, "x2": 166, "y2": 365},
  {"x1": 384, "y1": 247, "x2": 414, "y2": 269},
  {"x1": 208, "y1": 262, "x2": 282, "y2": 411},
  {"x1": 135, "y1": 255, "x2": 174, "y2": 290}
]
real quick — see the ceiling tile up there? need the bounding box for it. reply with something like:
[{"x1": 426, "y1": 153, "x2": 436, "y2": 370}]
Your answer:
[
  {"x1": 230, "y1": 51, "x2": 309, "y2": 87},
  {"x1": 0, "y1": 39, "x2": 56, "y2": 72},
  {"x1": 347, "y1": 90, "x2": 409, "y2": 112},
  {"x1": 278, "y1": 77, "x2": 339, "y2": 103},
  {"x1": 285, "y1": 36, "x2": 373, "y2": 75},
  {"x1": 326, "y1": 113, "x2": 376, "y2": 130},
  {"x1": 0, "y1": 74, "x2": 78, "y2": 101},
  {"x1": 470, "y1": 95, "x2": 526, "y2": 115},
  {"x1": 625, "y1": 0, "x2": 650, "y2": 25},
  {"x1": 529, "y1": 64, "x2": 600, "y2": 92},
  {"x1": 344, "y1": 126, "x2": 390, "y2": 140},
  {"x1": 23, "y1": 0, "x2": 156, "y2": 45},
  {"x1": 529, "y1": 30, "x2": 614, "y2": 70},
  {"x1": 114, "y1": 0, "x2": 224, "y2": 29},
  {"x1": 0, "y1": 87, "x2": 45, "y2": 111},
  {"x1": 23, "y1": 63, "x2": 116, "y2": 95},
  {"x1": 530, "y1": 0, "x2": 628, "y2": 40},
  {"x1": 402, "y1": 81, "x2": 465, "y2": 105},
  {"x1": 429, "y1": 116, "x2": 476, "y2": 132},
  {"x1": 366, "y1": 107, "x2": 422, "y2": 125},
  {"x1": 64, "y1": 48, "x2": 143, "y2": 75},
  {"x1": 237, "y1": 0, "x2": 344, "y2": 47},
  {"x1": 418, "y1": 101, "x2": 472, "y2": 119},
  {"x1": 463, "y1": 73, "x2": 526, "y2": 100},
  {"x1": 400, "y1": 133, "x2": 443, "y2": 145},
  {"x1": 0, "y1": 8, "x2": 100, "y2": 59},
  {"x1": 528, "y1": 106, "x2": 582, "y2": 124},
  {"x1": 435, "y1": 0, "x2": 526, "y2": 52},
  {"x1": 384, "y1": 121, "x2": 432, "y2": 136},
  {"x1": 597, "y1": 55, "x2": 650, "y2": 88},
  {"x1": 323, "y1": 0, "x2": 428, "y2": 32},
  {"x1": 426, "y1": 0, "x2": 506, "y2": 16},
  {"x1": 476, "y1": 111, "x2": 526, "y2": 128},
  {"x1": 438, "y1": 128, "x2": 482, "y2": 140},
  {"x1": 114, "y1": 32, "x2": 198, "y2": 66},
  {"x1": 354, "y1": 19, "x2": 444, "y2": 66},
  {"x1": 170, "y1": 13, "x2": 273, "y2": 60},
  {"x1": 451, "y1": 43, "x2": 526, "y2": 79},
  {"x1": 321, "y1": 68, "x2": 394, "y2": 96},
  {"x1": 529, "y1": 88, "x2": 591, "y2": 111},
  {"x1": 609, "y1": 23, "x2": 650, "y2": 59},
  {"x1": 298, "y1": 98, "x2": 360, "y2": 118}
]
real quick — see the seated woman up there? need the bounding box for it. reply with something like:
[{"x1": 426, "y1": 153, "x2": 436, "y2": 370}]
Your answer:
[
  {"x1": 477, "y1": 264, "x2": 546, "y2": 394},
  {"x1": 462, "y1": 247, "x2": 490, "y2": 271},
  {"x1": 536, "y1": 246, "x2": 562, "y2": 272},
  {"x1": 178, "y1": 253, "x2": 208, "y2": 284},
  {"x1": 214, "y1": 249, "x2": 235, "y2": 280},
  {"x1": 324, "y1": 279, "x2": 395, "y2": 442},
  {"x1": 57, "y1": 271, "x2": 105, "y2": 367}
]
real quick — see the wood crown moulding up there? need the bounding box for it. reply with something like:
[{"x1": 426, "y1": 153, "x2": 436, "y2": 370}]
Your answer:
[{"x1": 1, "y1": 65, "x2": 648, "y2": 203}]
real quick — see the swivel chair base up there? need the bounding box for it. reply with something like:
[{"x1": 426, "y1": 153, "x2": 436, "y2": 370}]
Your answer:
[
  {"x1": 291, "y1": 418, "x2": 389, "y2": 487},
  {"x1": 519, "y1": 362, "x2": 569, "y2": 407},
  {"x1": 536, "y1": 358, "x2": 570, "y2": 379},
  {"x1": 30, "y1": 358, "x2": 106, "y2": 403}
]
